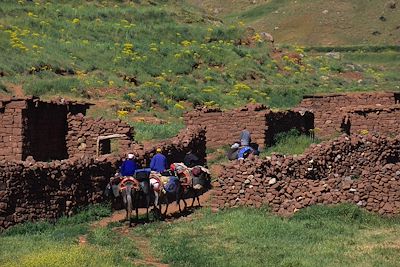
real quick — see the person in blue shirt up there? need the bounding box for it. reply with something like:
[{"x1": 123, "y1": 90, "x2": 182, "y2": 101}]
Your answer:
[
  {"x1": 120, "y1": 153, "x2": 139, "y2": 176},
  {"x1": 237, "y1": 146, "x2": 255, "y2": 160},
  {"x1": 150, "y1": 148, "x2": 168, "y2": 173}
]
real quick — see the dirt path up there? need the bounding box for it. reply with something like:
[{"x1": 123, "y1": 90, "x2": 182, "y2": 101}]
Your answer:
[
  {"x1": 94, "y1": 190, "x2": 212, "y2": 227},
  {"x1": 114, "y1": 226, "x2": 170, "y2": 267},
  {"x1": 6, "y1": 83, "x2": 24, "y2": 97},
  {"x1": 82, "y1": 191, "x2": 212, "y2": 266}
]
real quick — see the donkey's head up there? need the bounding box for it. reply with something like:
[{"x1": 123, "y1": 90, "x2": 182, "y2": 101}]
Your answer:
[
  {"x1": 191, "y1": 166, "x2": 211, "y2": 191},
  {"x1": 119, "y1": 177, "x2": 139, "y2": 200}
]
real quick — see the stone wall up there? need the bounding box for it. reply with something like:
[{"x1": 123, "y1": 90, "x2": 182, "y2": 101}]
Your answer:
[
  {"x1": 341, "y1": 105, "x2": 400, "y2": 136},
  {"x1": 0, "y1": 126, "x2": 206, "y2": 229},
  {"x1": 297, "y1": 92, "x2": 399, "y2": 137},
  {"x1": 131, "y1": 126, "x2": 207, "y2": 168},
  {"x1": 0, "y1": 158, "x2": 114, "y2": 229},
  {"x1": 184, "y1": 104, "x2": 313, "y2": 149},
  {"x1": 66, "y1": 114, "x2": 133, "y2": 158},
  {"x1": 212, "y1": 134, "x2": 400, "y2": 215}
]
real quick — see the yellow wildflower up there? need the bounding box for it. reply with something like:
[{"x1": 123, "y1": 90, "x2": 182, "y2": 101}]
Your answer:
[
  {"x1": 174, "y1": 103, "x2": 185, "y2": 110},
  {"x1": 181, "y1": 40, "x2": 191, "y2": 47},
  {"x1": 117, "y1": 110, "x2": 129, "y2": 118}
]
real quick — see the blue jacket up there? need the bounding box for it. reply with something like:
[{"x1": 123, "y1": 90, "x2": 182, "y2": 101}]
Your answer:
[
  {"x1": 150, "y1": 153, "x2": 168, "y2": 173},
  {"x1": 238, "y1": 146, "x2": 254, "y2": 159},
  {"x1": 120, "y1": 159, "x2": 138, "y2": 176}
]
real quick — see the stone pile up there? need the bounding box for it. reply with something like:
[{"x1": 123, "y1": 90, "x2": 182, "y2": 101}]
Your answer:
[{"x1": 212, "y1": 134, "x2": 400, "y2": 215}]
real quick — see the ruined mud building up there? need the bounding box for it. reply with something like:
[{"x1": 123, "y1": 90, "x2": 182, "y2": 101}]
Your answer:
[
  {"x1": 0, "y1": 96, "x2": 132, "y2": 161},
  {"x1": 297, "y1": 92, "x2": 400, "y2": 137},
  {"x1": 184, "y1": 104, "x2": 314, "y2": 149},
  {"x1": 0, "y1": 96, "x2": 207, "y2": 229},
  {"x1": 2, "y1": 91, "x2": 400, "y2": 229}
]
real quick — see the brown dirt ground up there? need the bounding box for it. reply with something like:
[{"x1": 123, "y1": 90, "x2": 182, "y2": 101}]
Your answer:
[{"x1": 94, "y1": 190, "x2": 212, "y2": 228}]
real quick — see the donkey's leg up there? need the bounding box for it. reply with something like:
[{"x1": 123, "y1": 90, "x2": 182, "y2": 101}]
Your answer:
[
  {"x1": 176, "y1": 189, "x2": 182, "y2": 213},
  {"x1": 158, "y1": 193, "x2": 162, "y2": 215},
  {"x1": 126, "y1": 187, "x2": 133, "y2": 226},
  {"x1": 197, "y1": 192, "x2": 201, "y2": 207},
  {"x1": 154, "y1": 191, "x2": 159, "y2": 211},
  {"x1": 164, "y1": 194, "x2": 169, "y2": 216},
  {"x1": 182, "y1": 198, "x2": 188, "y2": 211},
  {"x1": 145, "y1": 193, "x2": 150, "y2": 222},
  {"x1": 191, "y1": 188, "x2": 197, "y2": 207},
  {"x1": 134, "y1": 190, "x2": 139, "y2": 223},
  {"x1": 180, "y1": 187, "x2": 187, "y2": 211}
]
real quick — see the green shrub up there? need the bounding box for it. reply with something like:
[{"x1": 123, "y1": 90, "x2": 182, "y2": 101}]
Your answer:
[{"x1": 261, "y1": 128, "x2": 315, "y2": 156}]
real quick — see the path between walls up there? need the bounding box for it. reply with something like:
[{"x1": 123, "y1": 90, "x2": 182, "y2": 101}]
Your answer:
[{"x1": 79, "y1": 191, "x2": 212, "y2": 266}]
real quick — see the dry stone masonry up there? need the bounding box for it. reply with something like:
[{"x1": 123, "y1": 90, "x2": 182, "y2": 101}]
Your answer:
[
  {"x1": 66, "y1": 114, "x2": 133, "y2": 158},
  {"x1": 2, "y1": 93, "x2": 400, "y2": 228},
  {"x1": 212, "y1": 134, "x2": 400, "y2": 215},
  {"x1": 0, "y1": 126, "x2": 206, "y2": 229},
  {"x1": 184, "y1": 104, "x2": 314, "y2": 149}
]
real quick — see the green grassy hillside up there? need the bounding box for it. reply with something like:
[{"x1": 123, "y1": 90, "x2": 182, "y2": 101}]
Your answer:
[
  {"x1": 0, "y1": 0, "x2": 399, "y2": 140},
  {"x1": 188, "y1": 0, "x2": 400, "y2": 46}
]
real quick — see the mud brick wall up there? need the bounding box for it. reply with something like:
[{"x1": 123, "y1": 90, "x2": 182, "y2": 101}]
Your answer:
[
  {"x1": 184, "y1": 105, "x2": 268, "y2": 149},
  {"x1": 297, "y1": 92, "x2": 399, "y2": 137},
  {"x1": 341, "y1": 105, "x2": 400, "y2": 136},
  {"x1": 212, "y1": 134, "x2": 400, "y2": 215},
  {"x1": 0, "y1": 97, "x2": 90, "y2": 161},
  {"x1": 66, "y1": 114, "x2": 133, "y2": 158},
  {"x1": 0, "y1": 100, "x2": 26, "y2": 161},
  {"x1": 184, "y1": 104, "x2": 313, "y2": 149}
]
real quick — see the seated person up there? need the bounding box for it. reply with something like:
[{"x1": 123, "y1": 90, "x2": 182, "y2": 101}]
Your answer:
[
  {"x1": 249, "y1": 142, "x2": 260, "y2": 156},
  {"x1": 237, "y1": 146, "x2": 255, "y2": 160},
  {"x1": 150, "y1": 148, "x2": 168, "y2": 173},
  {"x1": 240, "y1": 127, "x2": 251, "y2": 146},
  {"x1": 120, "y1": 153, "x2": 139, "y2": 177},
  {"x1": 227, "y1": 143, "x2": 240, "y2": 160}
]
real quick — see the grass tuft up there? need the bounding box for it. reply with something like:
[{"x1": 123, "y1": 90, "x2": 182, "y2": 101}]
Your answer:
[{"x1": 261, "y1": 129, "x2": 316, "y2": 156}]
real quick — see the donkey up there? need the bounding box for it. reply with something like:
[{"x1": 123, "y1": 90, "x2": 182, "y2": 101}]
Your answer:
[
  {"x1": 119, "y1": 174, "x2": 151, "y2": 226},
  {"x1": 150, "y1": 164, "x2": 211, "y2": 217},
  {"x1": 118, "y1": 177, "x2": 137, "y2": 226},
  {"x1": 150, "y1": 173, "x2": 184, "y2": 217}
]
